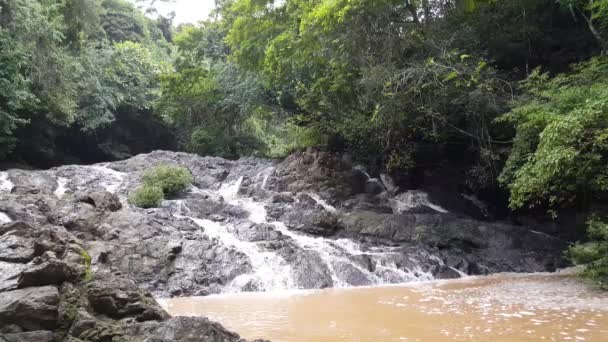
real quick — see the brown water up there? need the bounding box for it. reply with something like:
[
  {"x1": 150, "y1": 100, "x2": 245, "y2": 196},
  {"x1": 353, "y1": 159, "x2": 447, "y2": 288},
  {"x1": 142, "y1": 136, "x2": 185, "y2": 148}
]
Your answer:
[{"x1": 160, "y1": 272, "x2": 608, "y2": 341}]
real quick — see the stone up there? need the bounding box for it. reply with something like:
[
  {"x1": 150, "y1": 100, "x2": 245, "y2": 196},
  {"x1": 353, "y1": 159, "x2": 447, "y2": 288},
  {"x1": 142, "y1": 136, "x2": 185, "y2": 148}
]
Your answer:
[
  {"x1": 364, "y1": 179, "x2": 385, "y2": 195},
  {"x1": 0, "y1": 286, "x2": 59, "y2": 331},
  {"x1": 118, "y1": 317, "x2": 245, "y2": 342},
  {"x1": 85, "y1": 274, "x2": 169, "y2": 321},
  {"x1": 0, "y1": 331, "x2": 54, "y2": 342},
  {"x1": 76, "y1": 191, "x2": 122, "y2": 212}
]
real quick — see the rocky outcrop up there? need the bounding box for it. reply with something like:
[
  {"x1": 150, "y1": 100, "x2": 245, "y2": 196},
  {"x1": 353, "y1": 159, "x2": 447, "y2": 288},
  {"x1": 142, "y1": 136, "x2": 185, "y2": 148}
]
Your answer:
[
  {"x1": 0, "y1": 149, "x2": 569, "y2": 336},
  {"x1": 0, "y1": 221, "x2": 250, "y2": 341}
]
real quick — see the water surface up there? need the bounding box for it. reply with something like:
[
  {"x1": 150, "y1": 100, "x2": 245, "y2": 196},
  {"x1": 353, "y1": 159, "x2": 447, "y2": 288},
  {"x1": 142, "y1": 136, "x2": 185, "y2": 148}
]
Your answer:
[{"x1": 160, "y1": 271, "x2": 608, "y2": 341}]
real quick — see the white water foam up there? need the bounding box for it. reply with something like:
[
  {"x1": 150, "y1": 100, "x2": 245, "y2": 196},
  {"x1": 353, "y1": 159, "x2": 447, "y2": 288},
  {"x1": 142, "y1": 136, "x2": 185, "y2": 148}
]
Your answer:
[
  {"x1": 307, "y1": 193, "x2": 337, "y2": 213},
  {"x1": 0, "y1": 172, "x2": 14, "y2": 193},
  {"x1": 88, "y1": 165, "x2": 126, "y2": 194},
  {"x1": 0, "y1": 212, "x2": 11, "y2": 224},
  {"x1": 184, "y1": 215, "x2": 295, "y2": 292},
  {"x1": 391, "y1": 190, "x2": 448, "y2": 214},
  {"x1": 54, "y1": 177, "x2": 69, "y2": 198},
  {"x1": 175, "y1": 174, "x2": 435, "y2": 293},
  {"x1": 218, "y1": 178, "x2": 432, "y2": 288}
]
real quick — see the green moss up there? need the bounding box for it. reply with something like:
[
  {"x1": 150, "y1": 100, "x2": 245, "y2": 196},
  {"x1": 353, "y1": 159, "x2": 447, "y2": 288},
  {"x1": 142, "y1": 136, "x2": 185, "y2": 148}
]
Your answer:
[
  {"x1": 81, "y1": 250, "x2": 93, "y2": 281},
  {"x1": 142, "y1": 164, "x2": 193, "y2": 197},
  {"x1": 128, "y1": 185, "x2": 164, "y2": 208}
]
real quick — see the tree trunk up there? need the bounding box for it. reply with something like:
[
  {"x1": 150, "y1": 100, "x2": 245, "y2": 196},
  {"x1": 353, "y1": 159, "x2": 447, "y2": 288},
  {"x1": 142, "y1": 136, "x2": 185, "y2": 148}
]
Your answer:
[{"x1": 579, "y1": 2, "x2": 608, "y2": 52}]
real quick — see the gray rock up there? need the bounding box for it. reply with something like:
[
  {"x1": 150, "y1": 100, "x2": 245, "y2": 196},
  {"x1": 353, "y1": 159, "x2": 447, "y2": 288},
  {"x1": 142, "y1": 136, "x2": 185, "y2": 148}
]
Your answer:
[
  {"x1": 0, "y1": 286, "x2": 59, "y2": 331},
  {"x1": 0, "y1": 331, "x2": 54, "y2": 342},
  {"x1": 76, "y1": 191, "x2": 122, "y2": 212},
  {"x1": 18, "y1": 255, "x2": 79, "y2": 288}
]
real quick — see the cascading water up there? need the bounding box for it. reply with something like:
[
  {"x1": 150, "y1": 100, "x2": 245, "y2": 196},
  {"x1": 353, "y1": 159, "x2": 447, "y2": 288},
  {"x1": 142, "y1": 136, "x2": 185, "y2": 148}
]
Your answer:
[
  {"x1": 0, "y1": 212, "x2": 11, "y2": 224},
  {"x1": 89, "y1": 164, "x2": 126, "y2": 194},
  {"x1": 54, "y1": 177, "x2": 69, "y2": 198},
  {"x1": 391, "y1": 190, "x2": 448, "y2": 213},
  {"x1": 1, "y1": 172, "x2": 14, "y2": 223},
  {"x1": 172, "y1": 171, "x2": 435, "y2": 293},
  {"x1": 171, "y1": 180, "x2": 296, "y2": 292},
  {"x1": 0, "y1": 172, "x2": 13, "y2": 193}
]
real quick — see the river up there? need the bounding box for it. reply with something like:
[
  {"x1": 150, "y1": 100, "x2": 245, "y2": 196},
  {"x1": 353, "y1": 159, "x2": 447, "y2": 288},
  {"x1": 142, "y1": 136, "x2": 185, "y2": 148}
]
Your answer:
[{"x1": 160, "y1": 271, "x2": 608, "y2": 341}]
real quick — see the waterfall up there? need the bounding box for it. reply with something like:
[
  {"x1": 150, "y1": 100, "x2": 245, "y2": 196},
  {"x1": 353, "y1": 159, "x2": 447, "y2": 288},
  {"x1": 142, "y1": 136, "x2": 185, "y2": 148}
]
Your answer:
[
  {"x1": 89, "y1": 165, "x2": 126, "y2": 194},
  {"x1": 176, "y1": 175, "x2": 434, "y2": 293},
  {"x1": 54, "y1": 177, "x2": 69, "y2": 198},
  {"x1": 307, "y1": 193, "x2": 337, "y2": 213},
  {"x1": 0, "y1": 212, "x2": 11, "y2": 224},
  {"x1": 391, "y1": 190, "x2": 448, "y2": 214},
  {"x1": 0, "y1": 172, "x2": 13, "y2": 193}
]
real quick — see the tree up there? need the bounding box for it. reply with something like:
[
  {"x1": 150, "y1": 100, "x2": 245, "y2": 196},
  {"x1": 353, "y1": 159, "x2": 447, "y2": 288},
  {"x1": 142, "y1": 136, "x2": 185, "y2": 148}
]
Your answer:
[{"x1": 500, "y1": 57, "x2": 608, "y2": 211}]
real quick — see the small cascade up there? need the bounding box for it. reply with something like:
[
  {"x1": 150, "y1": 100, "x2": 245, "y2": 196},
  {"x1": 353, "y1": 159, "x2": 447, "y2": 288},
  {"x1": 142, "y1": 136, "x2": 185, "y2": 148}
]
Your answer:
[
  {"x1": 0, "y1": 212, "x2": 11, "y2": 224},
  {"x1": 88, "y1": 165, "x2": 126, "y2": 194},
  {"x1": 0, "y1": 172, "x2": 13, "y2": 193},
  {"x1": 54, "y1": 177, "x2": 69, "y2": 198},
  {"x1": 210, "y1": 177, "x2": 433, "y2": 289},
  {"x1": 391, "y1": 190, "x2": 448, "y2": 214},
  {"x1": 353, "y1": 165, "x2": 372, "y2": 180},
  {"x1": 307, "y1": 193, "x2": 337, "y2": 213},
  {"x1": 172, "y1": 198, "x2": 295, "y2": 292}
]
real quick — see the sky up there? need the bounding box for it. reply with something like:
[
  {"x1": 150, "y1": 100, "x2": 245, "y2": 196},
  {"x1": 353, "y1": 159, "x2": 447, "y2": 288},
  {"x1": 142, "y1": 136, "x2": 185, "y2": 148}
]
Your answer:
[{"x1": 142, "y1": 0, "x2": 217, "y2": 24}]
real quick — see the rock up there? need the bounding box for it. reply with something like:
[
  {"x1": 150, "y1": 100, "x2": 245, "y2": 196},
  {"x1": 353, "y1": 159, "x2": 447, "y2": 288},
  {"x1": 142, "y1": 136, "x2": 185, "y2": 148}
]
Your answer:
[
  {"x1": 364, "y1": 179, "x2": 385, "y2": 195},
  {"x1": 76, "y1": 191, "x2": 122, "y2": 212},
  {"x1": 436, "y1": 266, "x2": 463, "y2": 279},
  {"x1": 285, "y1": 249, "x2": 333, "y2": 289},
  {"x1": 232, "y1": 223, "x2": 282, "y2": 242},
  {"x1": 67, "y1": 309, "x2": 97, "y2": 338},
  {"x1": 168, "y1": 241, "x2": 183, "y2": 254},
  {"x1": 0, "y1": 331, "x2": 55, "y2": 342},
  {"x1": 118, "y1": 316, "x2": 244, "y2": 342},
  {"x1": 284, "y1": 209, "x2": 340, "y2": 236},
  {"x1": 0, "y1": 286, "x2": 59, "y2": 331},
  {"x1": 270, "y1": 192, "x2": 295, "y2": 203},
  {"x1": 380, "y1": 173, "x2": 398, "y2": 193},
  {"x1": 18, "y1": 250, "x2": 84, "y2": 288},
  {"x1": 0, "y1": 231, "x2": 35, "y2": 263},
  {"x1": 86, "y1": 274, "x2": 169, "y2": 321}
]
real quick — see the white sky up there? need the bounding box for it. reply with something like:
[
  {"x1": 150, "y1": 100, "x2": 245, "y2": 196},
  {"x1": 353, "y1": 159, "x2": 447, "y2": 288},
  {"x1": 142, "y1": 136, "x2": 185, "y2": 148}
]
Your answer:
[{"x1": 139, "y1": 0, "x2": 217, "y2": 24}]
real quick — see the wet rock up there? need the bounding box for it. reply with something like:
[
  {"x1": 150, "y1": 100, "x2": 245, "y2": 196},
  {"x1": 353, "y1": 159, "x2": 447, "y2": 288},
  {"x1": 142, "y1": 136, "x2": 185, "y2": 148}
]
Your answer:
[
  {"x1": 1, "y1": 331, "x2": 55, "y2": 342},
  {"x1": 86, "y1": 274, "x2": 168, "y2": 321},
  {"x1": 0, "y1": 231, "x2": 35, "y2": 263},
  {"x1": 0, "y1": 286, "x2": 59, "y2": 331},
  {"x1": 380, "y1": 173, "x2": 398, "y2": 193},
  {"x1": 286, "y1": 249, "x2": 333, "y2": 289},
  {"x1": 67, "y1": 309, "x2": 97, "y2": 338},
  {"x1": 364, "y1": 179, "x2": 385, "y2": 195},
  {"x1": 283, "y1": 209, "x2": 340, "y2": 236},
  {"x1": 18, "y1": 252, "x2": 81, "y2": 288},
  {"x1": 119, "y1": 316, "x2": 244, "y2": 342},
  {"x1": 168, "y1": 241, "x2": 183, "y2": 255},
  {"x1": 5, "y1": 170, "x2": 57, "y2": 195},
  {"x1": 436, "y1": 266, "x2": 463, "y2": 279},
  {"x1": 270, "y1": 192, "x2": 295, "y2": 203},
  {"x1": 231, "y1": 223, "x2": 282, "y2": 242},
  {"x1": 76, "y1": 191, "x2": 122, "y2": 212}
]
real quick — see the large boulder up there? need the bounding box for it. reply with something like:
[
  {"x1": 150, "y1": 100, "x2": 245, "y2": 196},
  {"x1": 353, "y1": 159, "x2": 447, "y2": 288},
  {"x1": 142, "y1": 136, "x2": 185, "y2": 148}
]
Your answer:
[{"x1": 0, "y1": 286, "x2": 60, "y2": 332}]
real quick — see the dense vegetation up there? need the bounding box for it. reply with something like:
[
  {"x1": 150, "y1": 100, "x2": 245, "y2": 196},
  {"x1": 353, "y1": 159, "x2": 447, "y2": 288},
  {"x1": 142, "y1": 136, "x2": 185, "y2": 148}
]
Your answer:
[
  {"x1": 129, "y1": 164, "x2": 192, "y2": 207},
  {"x1": 2, "y1": 0, "x2": 608, "y2": 285}
]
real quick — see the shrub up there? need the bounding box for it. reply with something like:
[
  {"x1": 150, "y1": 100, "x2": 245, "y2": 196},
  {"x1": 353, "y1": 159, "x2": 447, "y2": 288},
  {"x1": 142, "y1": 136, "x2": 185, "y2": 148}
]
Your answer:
[
  {"x1": 142, "y1": 164, "x2": 193, "y2": 196},
  {"x1": 128, "y1": 185, "x2": 164, "y2": 208},
  {"x1": 569, "y1": 218, "x2": 608, "y2": 289}
]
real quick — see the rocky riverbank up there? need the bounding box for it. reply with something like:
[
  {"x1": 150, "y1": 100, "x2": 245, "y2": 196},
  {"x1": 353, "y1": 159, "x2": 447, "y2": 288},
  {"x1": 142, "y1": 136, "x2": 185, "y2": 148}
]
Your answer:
[{"x1": 0, "y1": 149, "x2": 568, "y2": 340}]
